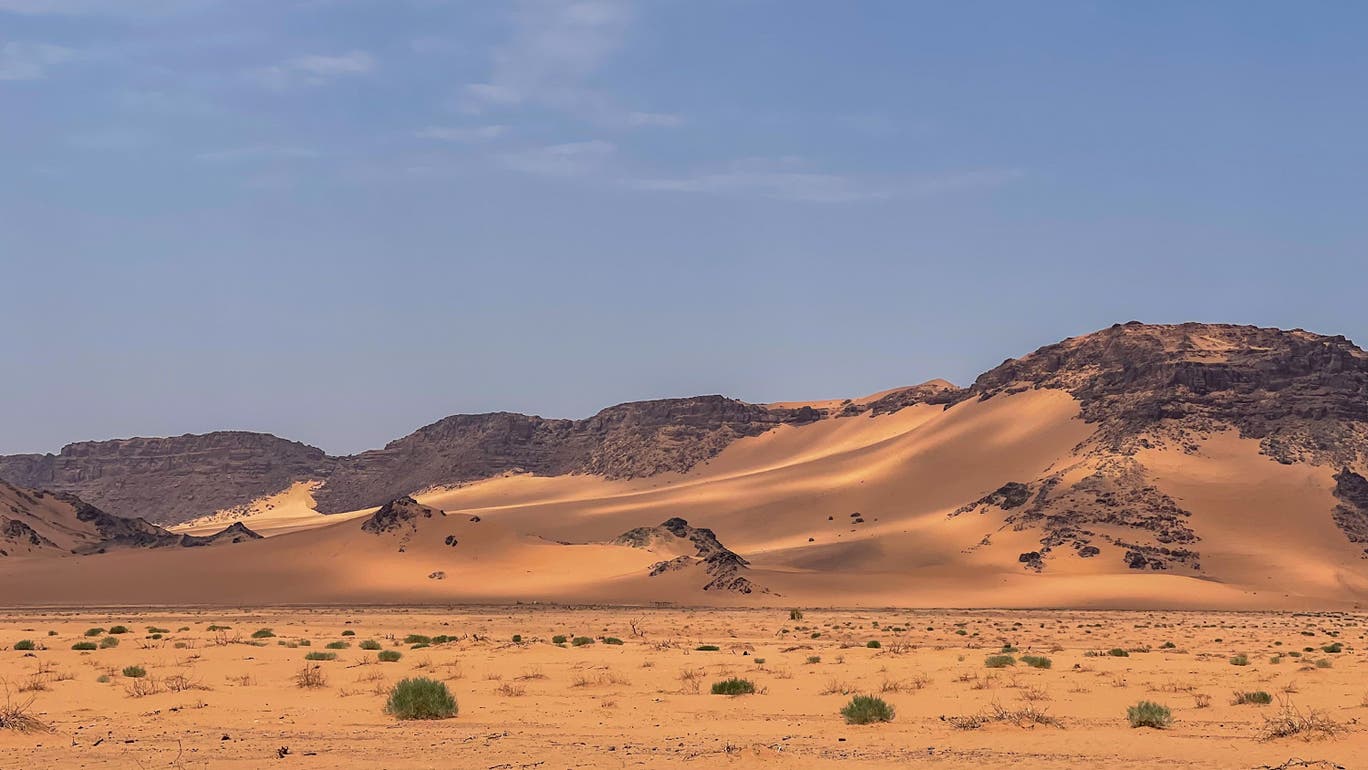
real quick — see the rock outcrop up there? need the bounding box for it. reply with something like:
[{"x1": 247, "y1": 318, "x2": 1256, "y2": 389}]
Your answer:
[
  {"x1": 359, "y1": 496, "x2": 445, "y2": 535},
  {"x1": 613, "y1": 517, "x2": 766, "y2": 594}
]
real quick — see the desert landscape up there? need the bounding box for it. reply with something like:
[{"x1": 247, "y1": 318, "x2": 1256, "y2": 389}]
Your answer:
[{"x1": 3, "y1": 322, "x2": 1368, "y2": 767}]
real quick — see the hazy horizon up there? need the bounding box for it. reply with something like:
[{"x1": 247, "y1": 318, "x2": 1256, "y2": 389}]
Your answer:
[{"x1": 3, "y1": 1, "x2": 1366, "y2": 455}]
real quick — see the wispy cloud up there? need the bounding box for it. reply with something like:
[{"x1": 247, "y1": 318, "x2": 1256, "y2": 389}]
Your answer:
[
  {"x1": 416, "y1": 125, "x2": 508, "y2": 143},
  {"x1": 627, "y1": 158, "x2": 1023, "y2": 203},
  {"x1": 0, "y1": 41, "x2": 75, "y2": 81},
  {"x1": 499, "y1": 139, "x2": 615, "y2": 177},
  {"x1": 249, "y1": 50, "x2": 376, "y2": 90},
  {"x1": 194, "y1": 145, "x2": 321, "y2": 163},
  {"x1": 462, "y1": 0, "x2": 676, "y2": 129}
]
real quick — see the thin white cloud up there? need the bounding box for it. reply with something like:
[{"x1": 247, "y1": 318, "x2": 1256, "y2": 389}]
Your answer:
[
  {"x1": 499, "y1": 139, "x2": 615, "y2": 177},
  {"x1": 416, "y1": 125, "x2": 508, "y2": 143},
  {"x1": 194, "y1": 145, "x2": 321, "y2": 163},
  {"x1": 627, "y1": 159, "x2": 1023, "y2": 203},
  {"x1": 461, "y1": 0, "x2": 677, "y2": 128},
  {"x1": 626, "y1": 111, "x2": 682, "y2": 127},
  {"x1": 249, "y1": 50, "x2": 376, "y2": 90},
  {"x1": 0, "y1": 41, "x2": 74, "y2": 81}
]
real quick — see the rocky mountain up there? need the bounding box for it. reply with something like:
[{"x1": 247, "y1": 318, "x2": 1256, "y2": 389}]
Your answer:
[
  {"x1": 0, "y1": 432, "x2": 332, "y2": 526},
  {"x1": 0, "y1": 481, "x2": 259, "y2": 557},
  {"x1": 613, "y1": 517, "x2": 764, "y2": 594}
]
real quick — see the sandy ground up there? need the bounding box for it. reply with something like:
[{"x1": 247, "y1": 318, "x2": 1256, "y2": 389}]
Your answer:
[{"x1": 2, "y1": 607, "x2": 1364, "y2": 769}]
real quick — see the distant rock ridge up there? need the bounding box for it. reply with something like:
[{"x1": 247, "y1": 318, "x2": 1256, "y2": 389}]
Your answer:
[
  {"x1": 614, "y1": 517, "x2": 767, "y2": 594},
  {"x1": 359, "y1": 496, "x2": 445, "y2": 535},
  {"x1": 0, "y1": 481, "x2": 260, "y2": 557}
]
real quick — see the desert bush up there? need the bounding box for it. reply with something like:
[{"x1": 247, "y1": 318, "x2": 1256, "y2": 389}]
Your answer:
[
  {"x1": 1259, "y1": 700, "x2": 1342, "y2": 740},
  {"x1": 99, "y1": 637, "x2": 119, "y2": 649},
  {"x1": 710, "y1": 677, "x2": 756, "y2": 696},
  {"x1": 341, "y1": 630, "x2": 355, "y2": 636},
  {"x1": 403, "y1": 634, "x2": 431, "y2": 645},
  {"x1": 1127, "y1": 701, "x2": 1172, "y2": 729},
  {"x1": 359, "y1": 640, "x2": 382, "y2": 650},
  {"x1": 325, "y1": 641, "x2": 349, "y2": 650},
  {"x1": 1229, "y1": 654, "x2": 1249, "y2": 666},
  {"x1": 1233, "y1": 690, "x2": 1272, "y2": 705},
  {"x1": 552, "y1": 635, "x2": 568, "y2": 645},
  {"x1": 251, "y1": 628, "x2": 275, "y2": 639},
  {"x1": 295, "y1": 664, "x2": 327, "y2": 688},
  {"x1": 790, "y1": 609, "x2": 804, "y2": 621},
  {"x1": 841, "y1": 695, "x2": 895, "y2": 724},
  {"x1": 572, "y1": 637, "x2": 595, "y2": 647},
  {"x1": 83, "y1": 628, "x2": 104, "y2": 637},
  {"x1": 1322, "y1": 642, "x2": 1343, "y2": 653},
  {"x1": 108, "y1": 626, "x2": 129, "y2": 635},
  {"x1": 603, "y1": 637, "x2": 624, "y2": 645},
  {"x1": 985, "y1": 655, "x2": 1016, "y2": 668},
  {"x1": 1108, "y1": 648, "x2": 1129, "y2": 657},
  {"x1": 695, "y1": 644, "x2": 720, "y2": 652},
  {"x1": 12, "y1": 640, "x2": 35, "y2": 651},
  {"x1": 1021, "y1": 655, "x2": 1052, "y2": 669},
  {"x1": 511, "y1": 634, "x2": 523, "y2": 643},
  {"x1": 71, "y1": 642, "x2": 97, "y2": 651},
  {"x1": 805, "y1": 655, "x2": 821, "y2": 664},
  {"x1": 1315, "y1": 658, "x2": 1333, "y2": 669},
  {"x1": 866, "y1": 640, "x2": 881, "y2": 649},
  {"x1": 385, "y1": 677, "x2": 457, "y2": 720},
  {"x1": 378, "y1": 650, "x2": 402, "y2": 663},
  {"x1": 304, "y1": 652, "x2": 336, "y2": 662},
  {"x1": 121, "y1": 665, "x2": 147, "y2": 678}
]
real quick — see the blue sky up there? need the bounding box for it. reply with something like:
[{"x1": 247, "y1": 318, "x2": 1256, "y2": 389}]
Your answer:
[{"x1": 2, "y1": 0, "x2": 1366, "y2": 455}]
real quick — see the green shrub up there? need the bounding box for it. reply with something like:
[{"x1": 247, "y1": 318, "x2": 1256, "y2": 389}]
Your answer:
[
  {"x1": 806, "y1": 655, "x2": 821, "y2": 664},
  {"x1": 511, "y1": 634, "x2": 522, "y2": 643},
  {"x1": 378, "y1": 650, "x2": 402, "y2": 663},
  {"x1": 984, "y1": 654, "x2": 1016, "y2": 668},
  {"x1": 1229, "y1": 654, "x2": 1249, "y2": 666},
  {"x1": 866, "y1": 640, "x2": 881, "y2": 649},
  {"x1": 403, "y1": 634, "x2": 431, "y2": 645},
  {"x1": 341, "y1": 630, "x2": 356, "y2": 636},
  {"x1": 696, "y1": 644, "x2": 720, "y2": 652},
  {"x1": 108, "y1": 625, "x2": 129, "y2": 635},
  {"x1": 99, "y1": 636, "x2": 119, "y2": 649},
  {"x1": 325, "y1": 641, "x2": 349, "y2": 650},
  {"x1": 1108, "y1": 648, "x2": 1129, "y2": 657},
  {"x1": 789, "y1": 609, "x2": 804, "y2": 621},
  {"x1": 955, "y1": 629, "x2": 968, "y2": 636},
  {"x1": 251, "y1": 628, "x2": 275, "y2": 639},
  {"x1": 571, "y1": 637, "x2": 595, "y2": 647},
  {"x1": 304, "y1": 651, "x2": 337, "y2": 661},
  {"x1": 146, "y1": 627, "x2": 169, "y2": 634},
  {"x1": 552, "y1": 635, "x2": 568, "y2": 645},
  {"x1": 1127, "y1": 701, "x2": 1172, "y2": 729},
  {"x1": 84, "y1": 628, "x2": 105, "y2": 637},
  {"x1": 206, "y1": 624, "x2": 229, "y2": 631},
  {"x1": 359, "y1": 640, "x2": 382, "y2": 650},
  {"x1": 841, "y1": 695, "x2": 895, "y2": 724},
  {"x1": 710, "y1": 677, "x2": 756, "y2": 696},
  {"x1": 72, "y1": 641, "x2": 97, "y2": 651},
  {"x1": 1021, "y1": 655, "x2": 1052, "y2": 669},
  {"x1": 1160, "y1": 641, "x2": 1176, "y2": 649},
  {"x1": 603, "y1": 637, "x2": 624, "y2": 645},
  {"x1": 1315, "y1": 658, "x2": 1333, "y2": 669},
  {"x1": 1234, "y1": 690, "x2": 1272, "y2": 705},
  {"x1": 1322, "y1": 642, "x2": 1343, "y2": 653},
  {"x1": 385, "y1": 678, "x2": 457, "y2": 720},
  {"x1": 96, "y1": 674, "x2": 110, "y2": 683},
  {"x1": 121, "y1": 665, "x2": 146, "y2": 678},
  {"x1": 13, "y1": 640, "x2": 35, "y2": 651}
]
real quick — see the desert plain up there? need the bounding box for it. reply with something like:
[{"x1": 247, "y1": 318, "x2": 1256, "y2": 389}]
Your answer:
[{"x1": 2, "y1": 606, "x2": 1364, "y2": 770}]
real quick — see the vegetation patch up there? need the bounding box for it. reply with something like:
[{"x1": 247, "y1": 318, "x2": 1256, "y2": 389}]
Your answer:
[
  {"x1": 710, "y1": 677, "x2": 756, "y2": 696},
  {"x1": 386, "y1": 678, "x2": 458, "y2": 720},
  {"x1": 841, "y1": 695, "x2": 895, "y2": 724},
  {"x1": 1127, "y1": 701, "x2": 1172, "y2": 729}
]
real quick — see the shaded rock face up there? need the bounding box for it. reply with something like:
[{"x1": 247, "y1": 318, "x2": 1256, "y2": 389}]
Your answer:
[
  {"x1": 1332, "y1": 469, "x2": 1368, "y2": 555},
  {"x1": 614, "y1": 517, "x2": 766, "y2": 594},
  {"x1": 839, "y1": 381, "x2": 965, "y2": 418},
  {"x1": 178, "y1": 522, "x2": 263, "y2": 548},
  {"x1": 359, "y1": 496, "x2": 445, "y2": 535},
  {"x1": 314, "y1": 396, "x2": 812, "y2": 514},
  {"x1": 0, "y1": 432, "x2": 332, "y2": 526},
  {"x1": 965, "y1": 322, "x2": 1368, "y2": 466}
]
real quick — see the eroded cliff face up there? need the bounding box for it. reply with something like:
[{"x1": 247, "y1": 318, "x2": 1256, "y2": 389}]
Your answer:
[{"x1": 0, "y1": 432, "x2": 332, "y2": 526}]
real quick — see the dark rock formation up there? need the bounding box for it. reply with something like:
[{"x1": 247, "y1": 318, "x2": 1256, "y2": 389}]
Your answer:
[
  {"x1": 964, "y1": 322, "x2": 1368, "y2": 466},
  {"x1": 951, "y1": 482, "x2": 1032, "y2": 517},
  {"x1": 178, "y1": 522, "x2": 263, "y2": 548},
  {"x1": 614, "y1": 517, "x2": 766, "y2": 594},
  {"x1": 359, "y1": 496, "x2": 444, "y2": 534},
  {"x1": 1332, "y1": 468, "x2": 1368, "y2": 555},
  {"x1": 0, "y1": 432, "x2": 332, "y2": 526}
]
